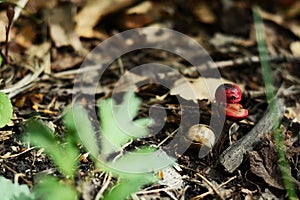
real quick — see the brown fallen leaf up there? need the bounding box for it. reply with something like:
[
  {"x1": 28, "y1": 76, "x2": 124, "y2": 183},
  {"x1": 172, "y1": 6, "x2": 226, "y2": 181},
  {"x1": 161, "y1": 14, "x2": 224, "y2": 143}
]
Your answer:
[
  {"x1": 114, "y1": 1, "x2": 174, "y2": 29},
  {"x1": 15, "y1": 23, "x2": 36, "y2": 48},
  {"x1": 113, "y1": 70, "x2": 149, "y2": 93},
  {"x1": 45, "y1": 3, "x2": 83, "y2": 51},
  {"x1": 192, "y1": 1, "x2": 216, "y2": 24},
  {"x1": 258, "y1": 8, "x2": 300, "y2": 39},
  {"x1": 51, "y1": 50, "x2": 83, "y2": 72},
  {"x1": 0, "y1": 11, "x2": 16, "y2": 43},
  {"x1": 74, "y1": 0, "x2": 137, "y2": 38},
  {"x1": 248, "y1": 148, "x2": 285, "y2": 190},
  {"x1": 285, "y1": 103, "x2": 300, "y2": 123},
  {"x1": 170, "y1": 77, "x2": 244, "y2": 102},
  {"x1": 290, "y1": 41, "x2": 300, "y2": 57}
]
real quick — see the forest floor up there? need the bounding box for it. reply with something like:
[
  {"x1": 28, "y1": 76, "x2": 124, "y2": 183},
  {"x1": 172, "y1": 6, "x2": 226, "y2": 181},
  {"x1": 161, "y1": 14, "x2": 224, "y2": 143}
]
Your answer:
[{"x1": 0, "y1": 0, "x2": 300, "y2": 199}]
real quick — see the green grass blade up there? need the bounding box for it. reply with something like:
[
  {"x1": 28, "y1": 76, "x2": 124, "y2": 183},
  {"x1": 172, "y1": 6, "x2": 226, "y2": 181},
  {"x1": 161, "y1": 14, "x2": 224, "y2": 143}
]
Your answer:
[{"x1": 253, "y1": 6, "x2": 297, "y2": 199}]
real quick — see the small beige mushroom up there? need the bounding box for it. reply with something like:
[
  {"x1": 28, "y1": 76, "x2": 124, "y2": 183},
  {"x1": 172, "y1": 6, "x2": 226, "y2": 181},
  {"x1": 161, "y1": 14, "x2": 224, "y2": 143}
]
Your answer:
[{"x1": 186, "y1": 124, "x2": 215, "y2": 148}]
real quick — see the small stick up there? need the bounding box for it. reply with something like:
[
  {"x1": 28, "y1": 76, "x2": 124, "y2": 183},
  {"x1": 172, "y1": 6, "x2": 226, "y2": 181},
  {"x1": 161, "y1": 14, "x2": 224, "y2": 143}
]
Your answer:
[
  {"x1": 192, "y1": 176, "x2": 237, "y2": 199},
  {"x1": 4, "y1": 5, "x2": 15, "y2": 64},
  {"x1": 95, "y1": 173, "x2": 113, "y2": 200},
  {"x1": 2, "y1": 163, "x2": 32, "y2": 186},
  {"x1": 193, "y1": 173, "x2": 225, "y2": 200},
  {"x1": 0, "y1": 147, "x2": 35, "y2": 159},
  {"x1": 219, "y1": 99, "x2": 284, "y2": 173},
  {"x1": 215, "y1": 55, "x2": 300, "y2": 68}
]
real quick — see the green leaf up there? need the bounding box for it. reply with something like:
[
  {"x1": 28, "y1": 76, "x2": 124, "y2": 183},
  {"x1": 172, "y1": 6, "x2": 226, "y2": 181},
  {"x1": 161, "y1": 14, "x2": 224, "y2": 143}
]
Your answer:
[
  {"x1": 99, "y1": 91, "x2": 152, "y2": 157},
  {"x1": 64, "y1": 105, "x2": 99, "y2": 158},
  {"x1": 108, "y1": 147, "x2": 176, "y2": 174},
  {"x1": 103, "y1": 175, "x2": 156, "y2": 200},
  {"x1": 118, "y1": 91, "x2": 141, "y2": 120},
  {"x1": 33, "y1": 176, "x2": 77, "y2": 200},
  {"x1": 25, "y1": 119, "x2": 78, "y2": 177},
  {"x1": 0, "y1": 176, "x2": 34, "y2": 200},
  {"x1": 0, "y1": 92, "x2": 13, "y2": 128},
  {"x1": 25, "y1": 119, "x2": 57, "y2": 147}
]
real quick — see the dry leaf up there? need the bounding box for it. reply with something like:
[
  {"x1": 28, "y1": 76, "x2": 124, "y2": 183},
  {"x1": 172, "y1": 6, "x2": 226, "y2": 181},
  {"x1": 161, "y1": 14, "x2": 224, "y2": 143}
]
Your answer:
[
  {"x1": 248, "y1": 150, "x2": 285, "y2": 190},
  {"x1": 0, "y1": 21, "x2": 7, "y2": 42},
  {"x1": 0, "y1": 11, "x2": 11, "y2": 42},
  {"x1": 15, "y1": 23, "x2": 36, "y2": 48},
  {"x1": 170, "y1": 77, "x2": 243, "y2": 102},
  {"x1": 113, "y1": 70, "x2": 149, "y2": 93},
  {"x1": 192, "y1": 1, "x2": 216, "y2": 24},
  {"x1": 210, "y1": 33, "x2": 251, "y2": 48},
  {"x1": 258, "y1": 8, "x2": 300, "y2": 38},
  {"x1": 289, "y1": 22, "x2": 300, "y2": 38},
  {"x1": 51, "y1": 52, "x2": 83, "y2": 72},
  {"x1": 45, "y1": 3, "x2": 82, "y2": 51},
  {"x1": 115, "y1": 1, "x2": 174, "y2": 29},
  {"x1": 25, "y1": 42, "x2": 51, "y2": 59},
  {"x1": 117, "y1": 1, "x2": 154, "y2": 29},
  {"x1": 74, "y1": 0, "x2": 137, "y2": 38},
  {"x1": 290, "y1": 41, "x2": 300, "y2": 57},
  {"x1": 26, "y1": 0, "x2": 57, "y2": 12},
  {"x1": 285, "y1": 103, "x2": 300, "y2": 123}
]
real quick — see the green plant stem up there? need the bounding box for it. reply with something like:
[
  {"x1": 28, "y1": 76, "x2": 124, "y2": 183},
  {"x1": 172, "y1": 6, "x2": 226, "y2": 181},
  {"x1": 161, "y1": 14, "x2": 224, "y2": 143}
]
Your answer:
[{"x1": 253, "y1": 6, "x2": 297, "y2": 199}]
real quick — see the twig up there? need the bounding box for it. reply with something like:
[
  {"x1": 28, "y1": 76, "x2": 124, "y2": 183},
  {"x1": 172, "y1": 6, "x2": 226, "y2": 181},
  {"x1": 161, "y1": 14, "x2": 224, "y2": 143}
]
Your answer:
[
  {"x1": 193, "y1": 173, "x2": 225, "y2": 200},
  {"x1": 95, "y1": 173, "x2": 113, "y2": 200},
  {"x1": 219, "y1": 99, "x2": 284, "y2": 173},
  {"x1": 219, "y1": 175, "x2": 237, "y2": 188},
  {"x1": 157, "y1": 128, "x2": 179, "y2": 148},
  {"x1": 0, "y1": 63, "x2": 44, "y2": 98},
  {"x1": 117, "y1": 57, "x2": 124, "y2": 75},
  {"x1": 215, "y1": 54, "x2": 300, "y2": 68},
  {"x1": 134, "y1": 183, "x2": 182, "y2": 196},
  {"x1": 2, "y1": 163, "x2": 32, "y2": 186},
  {"x1": 0, "y1": 147, "x2": 35, "y2": 159},
  {"x1": 192, "y1": 175, "x2": 237, "y2": 199},
  {"x1": 52, "y1": 54, "x2": 300, "y2": 79}
]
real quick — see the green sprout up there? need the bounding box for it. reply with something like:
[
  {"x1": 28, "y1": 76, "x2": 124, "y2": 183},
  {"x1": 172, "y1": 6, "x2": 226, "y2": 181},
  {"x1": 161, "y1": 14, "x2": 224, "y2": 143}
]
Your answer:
[{"x1": 24, "y1": 91, "x2": 173, "y2": 199}]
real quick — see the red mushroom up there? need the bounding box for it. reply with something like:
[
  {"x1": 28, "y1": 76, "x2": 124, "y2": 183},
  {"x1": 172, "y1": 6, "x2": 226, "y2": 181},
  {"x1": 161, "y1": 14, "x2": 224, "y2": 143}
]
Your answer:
[
  {"x1": 224, "y1": 103, "x2": 248, "y2": 121},
  {"x1": 215, "y1": 83, "x2": 248, "y2": 121},
  {"x1": 215, "y1": 83, "x2": 242, "y2": 103}
]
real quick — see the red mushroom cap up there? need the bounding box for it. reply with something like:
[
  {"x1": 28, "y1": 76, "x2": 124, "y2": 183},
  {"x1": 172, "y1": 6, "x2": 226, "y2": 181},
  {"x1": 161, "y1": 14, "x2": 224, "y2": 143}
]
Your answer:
[{"x1": 215, "y1": 84, "x2": 242, "y2": 104}]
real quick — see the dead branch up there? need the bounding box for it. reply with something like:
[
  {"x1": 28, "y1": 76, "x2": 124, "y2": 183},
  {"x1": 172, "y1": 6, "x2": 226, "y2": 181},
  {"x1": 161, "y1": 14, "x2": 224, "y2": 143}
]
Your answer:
[{"x1": 219, "y1": 99, "x2": 284, "y2": 173}]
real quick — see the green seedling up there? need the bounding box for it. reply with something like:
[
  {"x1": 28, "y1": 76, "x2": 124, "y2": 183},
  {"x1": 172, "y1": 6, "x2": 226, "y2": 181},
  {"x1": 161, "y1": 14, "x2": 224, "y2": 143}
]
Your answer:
[
  {"x1": 25, "y1": 117, "x2": 79, "y2": 200},
  {"x1": 0, "y1": 91, "x2": 13, "y2": 128},
  {"x1": 24, "y1": 91, "x2": 173, "y2": 199}
]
